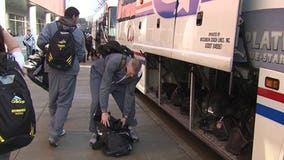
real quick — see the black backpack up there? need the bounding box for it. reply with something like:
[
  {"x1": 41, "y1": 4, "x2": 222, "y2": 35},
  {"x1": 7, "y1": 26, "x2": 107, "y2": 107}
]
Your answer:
[
  {"x1": 98, "y1": 41, "x2": 134, "y2": 71},
  {"x1": 98, "y1": 41, "x2": 134, "y2": 58},
  {"x1": 46, "y1": 21, "x2": 76, "y2": 70},
  {"x1": 0, "y1": 52, "x2": 36, "y2": 154}
]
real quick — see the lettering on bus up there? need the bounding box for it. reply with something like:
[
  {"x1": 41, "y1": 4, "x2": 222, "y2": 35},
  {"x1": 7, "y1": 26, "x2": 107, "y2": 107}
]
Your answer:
[
  {"x1": 199, "y1": 32, "x2": 231, "y2": 50},
  {"x1": 245, "y1": 30, "x2": 284, "y2": 65},
  {"x1": 245, "y1": 31, "x2": 284, "y2": 51},
  {"x1": 250, "y1": 52, "x2": 284, "y2": 65}
]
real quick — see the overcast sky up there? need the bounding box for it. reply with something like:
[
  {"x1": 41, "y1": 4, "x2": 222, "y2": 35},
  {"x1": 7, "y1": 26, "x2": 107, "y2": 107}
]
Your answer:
[
  {"x1": 65, "y1": 0, "x2": 99, "y2": 18},
  {"x1": 65, "y1": 0, "x2": 118, "y2": 20}
]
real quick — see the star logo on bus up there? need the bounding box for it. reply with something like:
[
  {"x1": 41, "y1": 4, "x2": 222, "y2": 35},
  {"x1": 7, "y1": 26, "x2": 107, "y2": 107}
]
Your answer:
[
  {"x1": 153, "y1": 0, "x2": 198, "y2": 18},
  {"x1": 176, "y1": 0, "x2": 190, "y2": 13}
]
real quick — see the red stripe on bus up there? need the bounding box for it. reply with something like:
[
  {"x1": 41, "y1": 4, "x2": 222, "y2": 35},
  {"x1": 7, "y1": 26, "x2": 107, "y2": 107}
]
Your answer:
[
  {"x1": 136, "y1": 1, "x2": 152, "y2": 10},
  {"x1": 258, "y1": 87, "x2": 284, "y2": 103},
  {"x1": 134, "y1": 51, "x2": 145, "y2": 57}
]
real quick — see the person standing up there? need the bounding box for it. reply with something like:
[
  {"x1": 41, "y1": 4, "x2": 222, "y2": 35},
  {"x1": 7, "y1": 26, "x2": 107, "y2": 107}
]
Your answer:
[
  {"x1": 37, "y1": 7, "x2": 86, "y2": 147},
  {"x1": 85, "y1": 34, "x2": 93, "y2": 61},
  {"x1": 23, "y1": 29, "x2": 35, "y2": 57},
  {"x1": 95, "y1": 31, "x2": 100, "y2": 51},
  {"x1": 0, "y1": 25, "x2": 25, "y2": 160},
  {"x1": 89, "y1": 41, "x2": 142, "y2": 146}
]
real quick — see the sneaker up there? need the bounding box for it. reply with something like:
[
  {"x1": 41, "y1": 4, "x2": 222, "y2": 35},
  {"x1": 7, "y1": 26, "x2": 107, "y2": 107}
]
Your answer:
[
  {"x1": 128, "y1": 127, "x2": 139, "y2": 142},
  {"x1": 90, "y1": 133, "x2": 102, "y2": 150},
  {"x1": 48, "y1": 137, "x2": 58, "y2": 147},
  {"x1": 89, "y1": 133, "x2": 97, "y2": 145},
  {"x1": 59, "y1": 129, "x2": 66, "y2": 137}
]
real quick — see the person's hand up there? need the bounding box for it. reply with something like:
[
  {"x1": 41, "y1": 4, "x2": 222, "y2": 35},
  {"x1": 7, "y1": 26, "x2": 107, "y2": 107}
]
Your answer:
[
  {"x1": 101, "y1": 112, "x2": 110, "y2": 127},
  {"x1": 120, "y1": 116, "x2": 128, "y2": 127}
]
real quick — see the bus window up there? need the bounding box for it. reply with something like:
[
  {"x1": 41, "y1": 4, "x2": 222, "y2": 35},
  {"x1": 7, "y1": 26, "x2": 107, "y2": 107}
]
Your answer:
[{"x1": 123, "y1": 0, "x2": 136, "y2": 6}]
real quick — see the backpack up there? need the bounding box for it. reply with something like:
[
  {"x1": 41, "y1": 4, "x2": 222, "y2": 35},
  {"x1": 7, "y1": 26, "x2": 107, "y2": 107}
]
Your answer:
[
  {"x1": 98, "y1": 41, "x2": 134, "y2": 59},
  {"x1": 98, "y1": 41, "x2": 134, "y2": 71},
  {"x1": 46, "y1": 21, "x2": 76, "y2": 70},
  {"x1": 0, "y1": 52, "x2": 36, "y2": 154},
  {"x1": 91, "y1": 114, "x2": 133, "y2": 157}
]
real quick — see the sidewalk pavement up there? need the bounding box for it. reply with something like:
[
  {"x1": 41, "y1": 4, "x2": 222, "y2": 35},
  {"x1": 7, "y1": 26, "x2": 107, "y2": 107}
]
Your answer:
[{"x1": 9, "y1": 61, "x2": 196, "y2": 160}]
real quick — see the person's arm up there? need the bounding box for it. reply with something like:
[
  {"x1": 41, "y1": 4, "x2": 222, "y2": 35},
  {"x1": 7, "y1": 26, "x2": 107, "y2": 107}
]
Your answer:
[
  {"x1": 1, "y1": 28, "x2": 24, "y2": 68},
  {"x1": 31, "y1": 35, "x2": 35, "y2": 46},
  {"x1": 99, "y1": 57, "x2": 120, "y2": 126},
  {"x1": 120, "y1": 74, "x2": 141, "y2": 126},
  {"x1": 2, "y1": 28, "x2": 20, "y2": 53},
  {"x1": 122, "y1": 75, "x2": 141, "y2": 117},
  {"x1": 99, "y1": 58, "x2": 119, "y2": 112},
  {"x1": 23, "y1": 34, "x2": 28, "y2": 45},
  {"x1": 75, "y1": 29, "x2": 86, "y2": 62},
  {"x1": 37, "y1": 23, "x2": 52, "y2": 50}
]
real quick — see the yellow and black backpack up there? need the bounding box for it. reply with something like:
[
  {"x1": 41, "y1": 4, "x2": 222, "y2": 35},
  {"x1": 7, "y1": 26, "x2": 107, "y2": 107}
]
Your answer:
[
  {"x1": 0, "y1": 52, "x2": 36, "y2": 154},
  {"x1": 0, "y1": 25, "x2": 36, "y2": 154},
  {"x1": 46, "y1": 21, "x2": 76, "y2": 71}
]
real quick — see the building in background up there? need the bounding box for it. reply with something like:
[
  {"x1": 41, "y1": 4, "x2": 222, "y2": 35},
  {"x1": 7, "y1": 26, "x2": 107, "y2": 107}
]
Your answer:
[
  {"x1": 0, "y1": 0, "x2": 64, "y2": 37},
  {"x1": 0, "y1": 0, "x2": 64, "y2": 57}
]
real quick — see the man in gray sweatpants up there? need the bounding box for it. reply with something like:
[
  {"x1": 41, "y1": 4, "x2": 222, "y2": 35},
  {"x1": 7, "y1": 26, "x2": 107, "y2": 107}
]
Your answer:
[
  {"x1": 37, "y1": 7, "x2": 85, "y2": 147},
  {"x1": 89, "y1": 51, "x2": 142, "y2": 146}
]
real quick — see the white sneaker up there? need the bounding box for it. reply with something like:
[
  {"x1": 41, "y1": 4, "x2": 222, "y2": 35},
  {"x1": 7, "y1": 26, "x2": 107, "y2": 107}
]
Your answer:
[
  {"x1": 59, "y1": 129, "x2": 66, "y2": 137},
  {"x1": 89, "y1": 133, "x2": 97, "y2": 145},
  {"x1": 48, "y1": 137, "x2": 58, "y2": 147},
  {"x1": 128, "y1": 126, "x2": 139, "y2": 142}
]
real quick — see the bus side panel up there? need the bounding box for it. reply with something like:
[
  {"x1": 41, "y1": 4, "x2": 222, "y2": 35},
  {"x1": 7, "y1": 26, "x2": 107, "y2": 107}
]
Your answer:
[
  {"x1": 133, "y1": 15, "x2": 147, "y2": 94},
  {"x1": 136, "y1": 63, "x2": 146, "y2": 93},
  {"x1": 133, "y1": 0, "x2": 175, "y2": 58},
  {"x1": 172, "y1": 0, "x2": 240, "y2": 72},
  {"x1": 116, "y1": 20, "x2": 133, "y2": 46},
  {"x1": 116, "y1": 0, "x2": 136, "y2": 47},
  {"x1": 253, "y1": 68, "x2": 284, "y2": 160}
]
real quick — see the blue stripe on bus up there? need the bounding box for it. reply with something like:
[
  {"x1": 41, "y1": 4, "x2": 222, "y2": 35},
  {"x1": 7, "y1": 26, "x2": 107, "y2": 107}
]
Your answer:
[{"x1": 256, "y1": 103, "x2": 284, "y2": 125}]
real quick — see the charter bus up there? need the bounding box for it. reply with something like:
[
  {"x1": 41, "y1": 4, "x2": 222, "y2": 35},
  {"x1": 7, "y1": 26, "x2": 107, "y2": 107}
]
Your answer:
[
  {"x1": 115, "y1": 0, "x2": 284, "y2": 159},
  {"x1": 93, "y1": 4, "x2": 118, "y2": 45}
]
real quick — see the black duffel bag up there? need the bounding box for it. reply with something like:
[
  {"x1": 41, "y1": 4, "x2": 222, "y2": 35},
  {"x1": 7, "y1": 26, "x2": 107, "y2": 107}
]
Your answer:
[{"x1": 92, "y1": 114, "x2": 133, "y2": 157}]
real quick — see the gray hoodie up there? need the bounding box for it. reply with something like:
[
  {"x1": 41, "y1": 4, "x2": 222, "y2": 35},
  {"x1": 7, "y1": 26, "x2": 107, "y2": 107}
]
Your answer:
[{"x1": 37, "y1": 17, "x2": 86, "y2": 75}]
